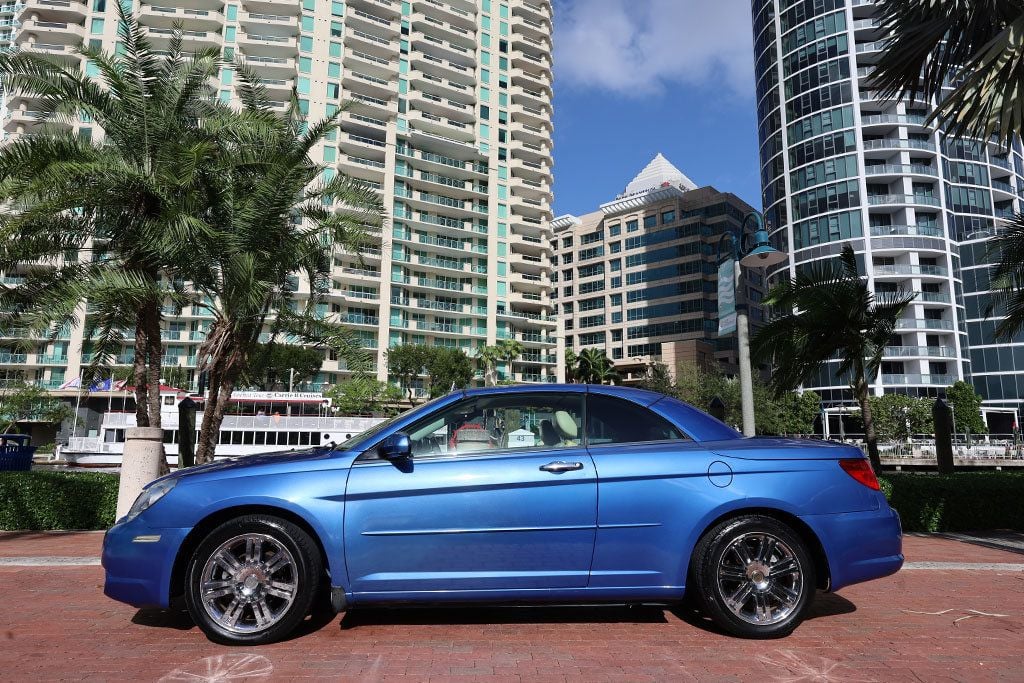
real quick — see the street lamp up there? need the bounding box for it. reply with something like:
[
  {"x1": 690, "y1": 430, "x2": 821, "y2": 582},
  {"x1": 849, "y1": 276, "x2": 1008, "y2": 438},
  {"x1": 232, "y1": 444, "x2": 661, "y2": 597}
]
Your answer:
[{"x1": 717, "y1": 211, "x2": 786, "y2": 437}]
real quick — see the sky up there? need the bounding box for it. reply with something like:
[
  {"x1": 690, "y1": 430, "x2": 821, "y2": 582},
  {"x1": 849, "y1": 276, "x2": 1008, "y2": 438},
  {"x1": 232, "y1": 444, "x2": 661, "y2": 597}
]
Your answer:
[{"x1": 550, "y1": 0, "x2": 761, "y2": 216}]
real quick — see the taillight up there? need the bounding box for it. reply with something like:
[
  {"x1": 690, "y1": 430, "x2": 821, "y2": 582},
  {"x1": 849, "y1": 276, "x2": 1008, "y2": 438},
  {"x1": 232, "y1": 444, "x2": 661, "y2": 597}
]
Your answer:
[{"x1": 839, "y1": 458, "x2": 880, "y2": 490}]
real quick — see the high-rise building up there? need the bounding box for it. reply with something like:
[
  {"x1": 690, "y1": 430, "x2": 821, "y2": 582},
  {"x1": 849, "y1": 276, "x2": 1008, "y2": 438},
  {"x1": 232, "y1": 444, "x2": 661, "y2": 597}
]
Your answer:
[
  {"x1": 551, "y1": 154, "x2": 762, "y2": 383},
  {"x1": 2, "y1": 0, "x2": 557, "y2": 396},
  {"x1": 752, "y1": 0, "x2": 1024, "y2": 423}
]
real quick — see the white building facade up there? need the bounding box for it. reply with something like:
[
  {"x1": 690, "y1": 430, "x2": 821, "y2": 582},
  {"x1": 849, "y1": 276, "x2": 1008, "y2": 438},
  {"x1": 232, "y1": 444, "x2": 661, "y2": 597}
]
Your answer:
[{"x1": 1, "y1": 0, "x2": 557, "y2": 394}]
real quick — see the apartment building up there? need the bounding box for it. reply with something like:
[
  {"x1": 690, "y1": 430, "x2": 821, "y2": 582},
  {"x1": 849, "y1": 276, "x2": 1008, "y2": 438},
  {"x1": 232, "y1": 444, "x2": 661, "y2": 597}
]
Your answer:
[
  {"x1": 1, "y1": 0, "x2": 557, "y2": 394},
  {"x1": 752, "y1": 0, "x2": 1024, "y2": 420},
  {"x1": 551, "y1": 154, "x2": 763, "y2": 383}
]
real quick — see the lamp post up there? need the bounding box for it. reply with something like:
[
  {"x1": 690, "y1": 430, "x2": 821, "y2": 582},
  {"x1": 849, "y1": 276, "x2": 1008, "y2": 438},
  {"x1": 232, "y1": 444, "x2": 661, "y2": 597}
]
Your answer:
[{"x1": 717, "y1": 211, "x2": 787, "y2": 437}]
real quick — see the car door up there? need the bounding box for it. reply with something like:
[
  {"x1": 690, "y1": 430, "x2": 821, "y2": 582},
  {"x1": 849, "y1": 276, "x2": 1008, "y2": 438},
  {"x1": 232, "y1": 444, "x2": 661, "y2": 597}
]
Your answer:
[
  {"x1": 585, "y1": 393, "x2": 723, "y2": 593},
  {"x1": 344, "y1": 391, "x2": 597, "y2": 596}
]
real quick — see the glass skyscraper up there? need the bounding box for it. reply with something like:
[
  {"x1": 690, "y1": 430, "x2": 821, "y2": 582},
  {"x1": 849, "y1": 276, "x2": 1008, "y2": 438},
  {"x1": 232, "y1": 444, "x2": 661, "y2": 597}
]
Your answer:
[
  {"x1": 1, "y1": 0, "x2": 557, "y2": 396},
  {"x1": 752, "y1": 0, "x2": 1024, "y2": 423}
]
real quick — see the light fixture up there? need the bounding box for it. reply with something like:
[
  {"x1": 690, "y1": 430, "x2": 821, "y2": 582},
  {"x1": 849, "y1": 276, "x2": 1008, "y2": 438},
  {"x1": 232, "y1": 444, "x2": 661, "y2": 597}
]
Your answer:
[{"x1": 740, "y1": 228, "x2": 787, "y2": 268}]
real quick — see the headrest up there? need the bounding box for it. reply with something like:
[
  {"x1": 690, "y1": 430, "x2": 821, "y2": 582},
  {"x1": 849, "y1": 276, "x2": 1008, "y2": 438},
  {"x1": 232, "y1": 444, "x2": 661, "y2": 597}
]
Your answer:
[
  {"x1": 539, "y1": 419, "x2": 560, "y2": 446},
  {"x1": 554, "y1": 411, "x2": 577, "y2": 439}
]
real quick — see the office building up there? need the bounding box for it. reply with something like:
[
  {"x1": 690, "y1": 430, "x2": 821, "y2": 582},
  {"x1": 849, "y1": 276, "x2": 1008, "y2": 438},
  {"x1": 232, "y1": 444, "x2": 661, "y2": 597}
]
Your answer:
[
  {"x1": 551, "y1": 154, "x2": 762, "y2": 383},
  {"x1": 1, "y1": 0, "x2": 557, "y2": 395},
  {"x1": 752, "y1": 0, "x2": 1024, "y2": 420}
]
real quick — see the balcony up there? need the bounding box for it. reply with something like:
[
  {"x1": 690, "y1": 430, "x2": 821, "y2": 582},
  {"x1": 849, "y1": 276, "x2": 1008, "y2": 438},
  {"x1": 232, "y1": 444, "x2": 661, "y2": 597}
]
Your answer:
[
  {"x1": 869, "y1": 225, "x2": 944, "y2": 238},
  {"x1": 883, "y1": 346, "x2": 957, "y2": 359},
  {"x1": 874, "y1": 264, "x2": 948, "y2": 277},
  {"x1": 894, "y1": 318, "x2": 955, "y2": 331},
  {"x1": 867, "y1": 194, "x2": 941, "y2": 207},
  {"x1": 881, "y1": 374, "x2": 956, "y2": 386},
  {"x1": 19, "y1": 0, "x2": 87, "y2": 21}
]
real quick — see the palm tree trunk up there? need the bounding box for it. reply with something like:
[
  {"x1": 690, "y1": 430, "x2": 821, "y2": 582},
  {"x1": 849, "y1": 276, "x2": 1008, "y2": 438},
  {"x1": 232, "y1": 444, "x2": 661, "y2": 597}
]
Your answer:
[
  {"x1": 856, "y1": 380, "x2": 882, "y2": 472},
  {"x1": 132, "y1": 311, "x2": 149, "y2": 428},
  {"x1": 195, "y1": 360, "x2": 222, "y2": 464},
  {"x1": 142, "y1": 300, "x2": 168, "y2": 475},
  {"x1": 143, "y1": 302, "x2": 163, "y2": 430}
]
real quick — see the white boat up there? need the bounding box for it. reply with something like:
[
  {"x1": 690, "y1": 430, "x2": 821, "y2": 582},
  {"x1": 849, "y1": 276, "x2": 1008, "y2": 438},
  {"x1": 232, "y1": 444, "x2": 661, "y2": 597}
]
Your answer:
[{"x1": 61, "y1": 390, "x2": 386, "y2": 466}]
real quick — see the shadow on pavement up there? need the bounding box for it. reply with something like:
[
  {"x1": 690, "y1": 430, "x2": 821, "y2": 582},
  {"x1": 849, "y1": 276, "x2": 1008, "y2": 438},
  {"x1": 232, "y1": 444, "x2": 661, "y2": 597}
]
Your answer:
[
  {"x1": 131, "y1": 605, "x2": 340, "y2": 642},
  {"x1": 670, "y1": 590, "x2": 857, "y2": 636},
  {"x1": 340, "y1": 603, "x2": 670, "y2": 630}
]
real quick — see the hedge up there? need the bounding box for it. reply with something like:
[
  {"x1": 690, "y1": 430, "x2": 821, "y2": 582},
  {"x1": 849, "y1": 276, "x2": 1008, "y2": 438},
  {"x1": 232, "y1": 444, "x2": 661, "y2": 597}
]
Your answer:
[
  {"x1": 0, "y1": 471, "x2": 118, "y2": 530},
  {"x1": 1, "y1": 470, "x2": 1021, "y2": 533},
  {"x1": 879, "y1": 472, "x2": 1024, "y2": 533}
]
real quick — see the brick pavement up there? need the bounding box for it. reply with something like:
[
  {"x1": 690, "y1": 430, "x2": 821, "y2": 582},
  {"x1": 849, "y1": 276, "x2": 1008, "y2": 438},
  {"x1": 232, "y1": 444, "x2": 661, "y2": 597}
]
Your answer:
[{"x1": 0, "y1": 532, "x2": 1021, "y2": 682}]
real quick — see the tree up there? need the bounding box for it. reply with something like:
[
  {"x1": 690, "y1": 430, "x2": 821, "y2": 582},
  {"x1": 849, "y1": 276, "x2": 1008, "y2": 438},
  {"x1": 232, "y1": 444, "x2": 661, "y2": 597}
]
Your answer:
[
  {"x1": 946, "y1": 380, "x2": 988, "y2": 435},
  {"x1": 637, "y1": 362, "x2": 677, "y2": 396},
  {"x1": 475, "y1": 345, "x2": 503, "y2": 387},
  {"x1": 752, "y1": 245, "x2": 916, "y2": 470},
  {"x1": 324, "y1": 375, "x2": 402, "y2": 416},
  {"x1": 0, "y1": 7, "x2": 222, "y2": 444},
  {"x1": 0, "y1": 382, "x2": 76, "y2": 434},
  {"x1": 424, "y1": 347, "x2": 474, "y2": 398},
  {"x1": 189, "y1": 73, "x2": 384, "y2": 464},
  {"x1": 867, "y1": 394, "x2": 935, "y2": 442},
  {"x1": 872, "y1": 1, "x2": 1024, "y2": 147},
  {"x1": 496, "y1": 338, "x2": 524, "y2": 380},
  {"x1": 162, "y1": 366, "x2": 192, "y2": 392},
  {"x1": 240, "y1": 343, "x2": 324, "y2": 391},
  {"x1": 870, "y1": 3, "x2": 1024, "y2": 342},
  {"x1": 563, "y1": 348, "x2": 578, "y2": 383},
  {"x1": 575, "y1": 348, "x2": 619, "y2": 385},
  {"x1": 387, "y1": 344, "x2": 430, "y2": 403}
]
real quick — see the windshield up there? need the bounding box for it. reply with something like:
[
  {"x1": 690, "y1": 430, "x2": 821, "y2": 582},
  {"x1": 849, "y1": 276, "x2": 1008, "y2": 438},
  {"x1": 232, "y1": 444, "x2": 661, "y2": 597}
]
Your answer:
[{"x1": 333, "y1": 394, "x2": 452, "y2": 451}]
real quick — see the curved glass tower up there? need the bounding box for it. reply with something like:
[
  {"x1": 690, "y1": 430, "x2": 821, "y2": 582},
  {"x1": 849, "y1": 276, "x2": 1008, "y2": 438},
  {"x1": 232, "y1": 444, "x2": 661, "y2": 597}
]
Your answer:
[{"x1": 752, "y1": 0, "x2": 1024, "y2": 420}]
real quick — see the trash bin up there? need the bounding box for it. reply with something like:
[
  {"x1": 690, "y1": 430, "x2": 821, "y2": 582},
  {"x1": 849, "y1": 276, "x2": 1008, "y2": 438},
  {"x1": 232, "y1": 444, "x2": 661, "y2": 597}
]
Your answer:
[{"x1": 0, "y1": 434, "x2": 36, "y2": 471}]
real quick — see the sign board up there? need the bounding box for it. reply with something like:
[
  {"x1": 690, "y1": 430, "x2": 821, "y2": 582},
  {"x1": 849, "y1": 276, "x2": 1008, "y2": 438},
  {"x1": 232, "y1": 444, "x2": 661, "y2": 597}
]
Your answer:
[
  {"x1": 718, "y1": 259, "x2": 737, "y2": 336},
  {"x1": 507, "y1": 428, "x2": 536, "y2": 449}
]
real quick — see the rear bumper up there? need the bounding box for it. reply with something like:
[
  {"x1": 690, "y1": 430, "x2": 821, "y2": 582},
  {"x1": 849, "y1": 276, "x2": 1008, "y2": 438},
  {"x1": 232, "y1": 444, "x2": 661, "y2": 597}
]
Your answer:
[
  {"x1": 801, "y1": 505, "x2": 903, "y2": 592},
  {"x1": 102, "y1": 516, "x2": 190, "y2": 609}
]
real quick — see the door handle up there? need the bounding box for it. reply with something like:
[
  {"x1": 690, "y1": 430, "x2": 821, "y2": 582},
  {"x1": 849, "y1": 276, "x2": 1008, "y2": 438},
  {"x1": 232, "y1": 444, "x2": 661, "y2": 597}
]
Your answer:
[{"x1": 540, "y1": 461, "x2": 584, "y2": 473}]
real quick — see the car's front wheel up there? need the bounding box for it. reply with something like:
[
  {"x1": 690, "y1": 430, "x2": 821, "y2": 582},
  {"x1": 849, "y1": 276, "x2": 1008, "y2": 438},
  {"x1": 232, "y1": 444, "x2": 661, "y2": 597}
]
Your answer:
[
  {"x1": 691, "y1": 515, "x2": 816, "y2": 638},
  {"x1": 184, "y1": 515, "x2": 323, "y2": 645}
]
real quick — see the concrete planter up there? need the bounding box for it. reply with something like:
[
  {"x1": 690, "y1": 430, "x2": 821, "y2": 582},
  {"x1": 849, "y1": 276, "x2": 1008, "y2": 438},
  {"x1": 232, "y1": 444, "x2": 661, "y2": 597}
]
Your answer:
[{"x1": 115, "y1": 427, "x2": 165, "y2": 519}]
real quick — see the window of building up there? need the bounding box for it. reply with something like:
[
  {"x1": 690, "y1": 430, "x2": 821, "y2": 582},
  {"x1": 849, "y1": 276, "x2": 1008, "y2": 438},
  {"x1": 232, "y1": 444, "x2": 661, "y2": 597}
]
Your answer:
[{"x1": 643, "y1": 215, "x2": 657, "y2": 229}]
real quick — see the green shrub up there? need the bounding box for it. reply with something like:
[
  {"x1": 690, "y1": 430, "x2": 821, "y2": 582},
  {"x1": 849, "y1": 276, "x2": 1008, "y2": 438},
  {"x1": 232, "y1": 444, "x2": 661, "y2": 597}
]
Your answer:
[
  {"x1": 0, "y1": 471, "x2": 119, "y2": 530},
  {"x1": 879, "y1": 472, "x2": 1024, "y2": 532}
]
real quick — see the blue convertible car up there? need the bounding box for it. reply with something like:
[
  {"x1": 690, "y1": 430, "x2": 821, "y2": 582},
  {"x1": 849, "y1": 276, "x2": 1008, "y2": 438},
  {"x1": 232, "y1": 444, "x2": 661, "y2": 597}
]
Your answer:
[{"x1": 103, "y1": 385, "x2": 902, "y2": 644}]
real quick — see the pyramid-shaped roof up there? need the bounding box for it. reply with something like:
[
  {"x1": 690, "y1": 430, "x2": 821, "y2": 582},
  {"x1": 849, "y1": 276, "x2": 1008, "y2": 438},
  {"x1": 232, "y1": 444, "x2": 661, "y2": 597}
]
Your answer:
[{"x1": 621, "y1": 153, "x2": 697, "y2": 197}]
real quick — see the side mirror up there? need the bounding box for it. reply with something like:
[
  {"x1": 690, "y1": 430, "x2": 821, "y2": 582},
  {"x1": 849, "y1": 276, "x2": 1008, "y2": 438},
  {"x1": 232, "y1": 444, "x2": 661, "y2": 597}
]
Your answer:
[{"x1": 377, "y1": 432, "x2": 412, "y2": 461}]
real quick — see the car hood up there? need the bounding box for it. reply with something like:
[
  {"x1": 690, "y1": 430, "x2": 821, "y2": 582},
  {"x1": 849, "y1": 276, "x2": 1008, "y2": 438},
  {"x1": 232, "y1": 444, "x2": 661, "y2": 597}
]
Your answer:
[
  {"x1": 155, "y1": 447, "x2": 341, "y2": 484},
  {"x1": 706, "y1": 437, "x2": 863, "y2": 461}
]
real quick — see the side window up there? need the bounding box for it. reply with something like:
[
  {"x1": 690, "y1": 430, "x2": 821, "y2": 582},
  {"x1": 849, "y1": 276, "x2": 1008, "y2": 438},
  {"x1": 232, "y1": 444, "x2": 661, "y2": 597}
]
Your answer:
[
  {"x1": 403, "y1": 394, "x2": 585, "y2": 457},
  {"x1": 586, "y1": 395, "x2": 687, "y2": 446}
]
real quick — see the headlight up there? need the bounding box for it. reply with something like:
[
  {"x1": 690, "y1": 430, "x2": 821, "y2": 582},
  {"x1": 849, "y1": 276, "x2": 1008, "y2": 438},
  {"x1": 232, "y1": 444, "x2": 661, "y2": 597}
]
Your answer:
[{"x1": 124, "y1": 479, "x2": 177, "y2": 523}]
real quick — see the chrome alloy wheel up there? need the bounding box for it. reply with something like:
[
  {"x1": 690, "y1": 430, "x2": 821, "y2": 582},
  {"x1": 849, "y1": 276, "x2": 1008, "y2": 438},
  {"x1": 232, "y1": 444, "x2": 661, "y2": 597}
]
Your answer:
[
  {"x1": 199, "y1": 533, "x2": 298, "y2": 635},
  {"x1": 715, "y1": 531, "x2": 804, "y2": 626}
]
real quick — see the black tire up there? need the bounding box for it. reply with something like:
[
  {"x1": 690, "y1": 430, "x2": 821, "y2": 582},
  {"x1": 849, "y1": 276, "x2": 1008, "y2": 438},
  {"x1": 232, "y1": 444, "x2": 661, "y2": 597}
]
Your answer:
[
  {"x1": 184, "y1": 515, "x2": 323, "y2": 645},
  {"x1": 691, "y1": 515, "x2": 816, "y2": 639}
]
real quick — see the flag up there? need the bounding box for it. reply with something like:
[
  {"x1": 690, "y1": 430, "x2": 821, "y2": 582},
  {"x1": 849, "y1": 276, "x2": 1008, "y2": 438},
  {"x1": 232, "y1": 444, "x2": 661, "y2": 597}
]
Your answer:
[
  {"x1": 58, "y1": 377, "x2": 82, "y2": 390},
  {"x1": 88, "y1": 378, "x2": 113, "y2": 392}
]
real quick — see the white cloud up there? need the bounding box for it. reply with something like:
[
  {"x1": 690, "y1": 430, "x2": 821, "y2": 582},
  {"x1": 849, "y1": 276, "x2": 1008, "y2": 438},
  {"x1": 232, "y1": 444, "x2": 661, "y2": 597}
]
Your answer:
[{"x1": 553, "y1": 0, "x2": 755, "y2": 97}]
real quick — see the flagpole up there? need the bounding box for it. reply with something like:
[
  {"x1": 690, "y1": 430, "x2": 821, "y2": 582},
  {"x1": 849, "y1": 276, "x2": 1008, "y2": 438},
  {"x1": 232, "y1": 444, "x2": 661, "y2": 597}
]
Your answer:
[{"x1": 71, "y1": 389, "x2": 83, "y2": 439}]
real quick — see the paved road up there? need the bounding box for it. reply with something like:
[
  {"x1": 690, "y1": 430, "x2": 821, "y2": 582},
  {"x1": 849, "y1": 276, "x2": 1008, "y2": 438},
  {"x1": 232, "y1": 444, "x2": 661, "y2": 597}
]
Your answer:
[{"x1": 0, "y1": 532, "x2": 1021, "y2": 682}]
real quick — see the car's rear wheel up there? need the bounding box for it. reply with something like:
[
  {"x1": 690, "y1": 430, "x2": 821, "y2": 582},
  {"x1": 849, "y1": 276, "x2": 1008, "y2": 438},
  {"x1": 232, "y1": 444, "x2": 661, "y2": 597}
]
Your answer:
[
  {"x1": 184, "y1": 515, "x2": 322, "y2": 645},
  {"x1": 691, "y1": 515, "x2": 815, "y2": 638}
]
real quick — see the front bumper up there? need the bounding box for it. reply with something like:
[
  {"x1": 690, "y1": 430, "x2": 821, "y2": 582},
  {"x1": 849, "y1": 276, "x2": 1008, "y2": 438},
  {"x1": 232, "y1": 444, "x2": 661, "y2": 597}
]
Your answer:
[
  {"x1": 802, "y1": 505, "x2": 903, "y2": 592},
  {"x1": 102, "y1": 516, "x2": 190, "y2": 609}
]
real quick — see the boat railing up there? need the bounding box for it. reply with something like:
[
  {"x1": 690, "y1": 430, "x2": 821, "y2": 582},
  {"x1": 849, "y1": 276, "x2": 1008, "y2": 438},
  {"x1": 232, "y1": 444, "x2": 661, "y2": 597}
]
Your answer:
[{"x1": 100, "y1": 413, "x2": 382, "y2": 432}]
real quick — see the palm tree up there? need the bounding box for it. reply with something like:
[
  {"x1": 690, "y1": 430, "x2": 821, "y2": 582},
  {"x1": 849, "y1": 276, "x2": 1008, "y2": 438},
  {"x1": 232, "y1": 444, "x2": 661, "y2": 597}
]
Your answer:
[
  {"x1": 0, "y1": 8, "x2": 222, "y2": 438},
  {"x1": 189, "y1": 71, "x2": 384, "y2": 464},
  {"x1": 871, "y1": 2, "x2": 1024, "y2": 340},
  {"x1": 575, "y1": 347, "x2": 618, "y2": 385},
  {"x1": 751, "y1": 246, "x2": 916, "y2": 470},
  {"x1": 476, "y1": 345, "x2": 503, "y2": 386},
  {"x1": 563, "y1": 348, "x2": 578, "y2": 383},
  {"x1": 496, "y1": 339, "x2": 524, "y2": 382},
  {"x1": 871, "y1": 1, "x2": 1024, "y2": 146}
]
